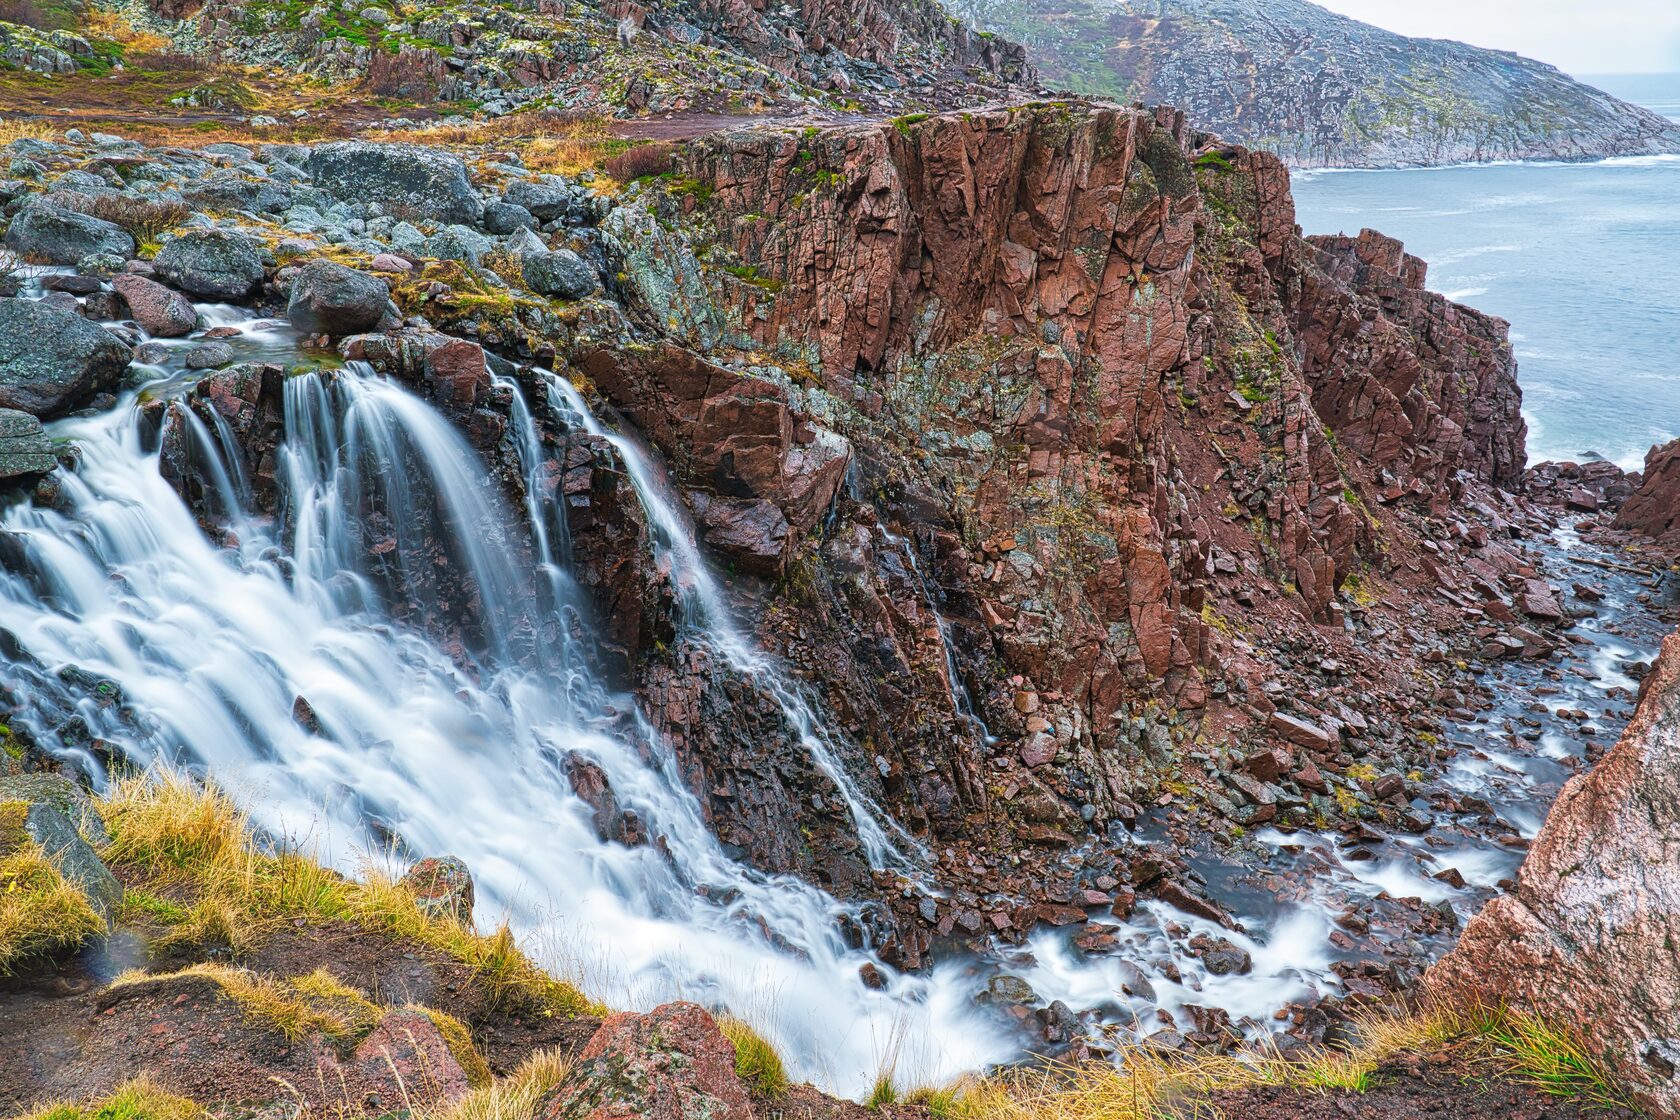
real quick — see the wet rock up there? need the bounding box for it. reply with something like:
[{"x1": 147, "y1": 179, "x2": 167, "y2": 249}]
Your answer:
[
  {"x1": 1428, "y1": 630, "x2": 1680, "y2": 1118},
  {"x1": 183, "y1": 341, "x2": 235, "y2": 370},
  {"x1": 539, "y1": 1002, "x2": 750, "y2": 1120},
  {"x1": 4, "y1": 201, "x2": 134, "y2": 265},
  {"x1": 422, "y1": 338, "x2": 491, "y2": 409},
  {"x1": 110, "y1": 273, "x2": 198, "y2": 338},
  {"x1": 0, "y1": 408, "x2": 55, "y2": 481},
  {"x1": 982, "y1": 975, "x2": 1038, "y2": 1005},
  {"x1": 522, "y1": 248, "x2": 598, "y2": 299},
  {"x1": 399, "y1": 855, "x2": 475, "y2": 924},
  {"x1": 306, "y1": 142, "x2": 482, "y2": 226},
  {"x1": 154, "y1": 230, "x2": 265, "y2": 301},
  {"x1": 0, "y1": 298, "x2": 130, "y2": 417},
  {"x1": 287, "y1": 260, "x2": 390, "y2": 337},
  {"x1": 1197, "y1": 936, "x2": 1253, "y2": 976}
]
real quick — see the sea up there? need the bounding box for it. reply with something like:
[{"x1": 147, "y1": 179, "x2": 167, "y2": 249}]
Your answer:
[{"x1": 1292, "y1": 73, "x2": 1680, "y2": 472}]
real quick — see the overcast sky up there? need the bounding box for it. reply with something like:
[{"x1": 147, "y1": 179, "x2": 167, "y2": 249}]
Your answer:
[{"x1": 1312, "y1": 1, "x2": 1680, "y2": 76}]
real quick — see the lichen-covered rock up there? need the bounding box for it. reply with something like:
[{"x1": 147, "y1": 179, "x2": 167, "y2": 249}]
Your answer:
[
  {"x1": 287, "y1": 259, "x2": 390, "y2": 337},
  {"x1": 0, "y1": 299, "x2": 130, "y2": 417},
  {"x1": 1427, "y1": 630, "x2": 1680, "y2": 1118},
  {"x1": 154, "y1": 229, "x2": 265, "y2": 301},
  {"x1": 0, "y1": 408, "x2": 54, "y2": 481},
  {"x1": 306, "y1": 142, "x2": 483, "y2": 226},
  {"x1": 110, "y1": 273, "x2": 199, "y2": 338},
  {"x1": 399, "y1": 855, "x2": 475, "y2": 924},
  {"x1": 539, "y1": 1001, "x2": 751, "y2": 1120},
  {"x1": 11, "y1": 802, "x2": 121, "y2": 920},
  {"x1": 4, "y1": 201, "x2": 134, "y2": 265}
]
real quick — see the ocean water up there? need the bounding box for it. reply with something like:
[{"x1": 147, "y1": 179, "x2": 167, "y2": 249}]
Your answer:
[{"x1": 1292, "y1": 74, "x2": 1680, "y2": 471}]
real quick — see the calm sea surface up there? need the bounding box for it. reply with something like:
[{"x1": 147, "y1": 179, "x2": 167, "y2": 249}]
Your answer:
[{"x1": 1292, "y1": 74, "x2": 1680, "y2": 470}]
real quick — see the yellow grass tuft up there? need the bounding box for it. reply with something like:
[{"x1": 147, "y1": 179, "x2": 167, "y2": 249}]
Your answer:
[
  {"x1": 0, "y1": 116, "x2": 54, "y2": 146},
  {"x1": 0, "y1": 807, "x2": 106, "y2": 975},
  {"x1": 417, "y1": 1046, "x2": 572, "y2": 1120},
  {"x1": 414, "y1": 1005, "x2": 495, "y2": 1088},
  {"x1": 719, "y1": 1015, "x2": 790, "y2": 1099},
  {"x1": 99, "y1": 771, "x2": 593, "y2": 1018},
  {"x1": 113, "y1": 963, "x2": 380, "y2": 1044},
  {"x1": 10, "y1": 1074, "x2": 206, "y2": 1120}
]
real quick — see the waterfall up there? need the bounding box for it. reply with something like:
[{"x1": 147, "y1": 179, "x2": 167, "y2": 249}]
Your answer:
[
  {"x1": 540, "y1": 372, "x2": 923, "y2": 871},
  {"x1": 0, "y1": 347, "x2": 1013, "y2": 1095}
]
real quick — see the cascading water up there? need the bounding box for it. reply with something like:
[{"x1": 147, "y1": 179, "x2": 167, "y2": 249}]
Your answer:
[
  {"x1": 540, "y1": 371, "x2": 921, "y2": 871},
  {"x1": 0, "y1": 326, "x2": 1013, "y2": 1094}
]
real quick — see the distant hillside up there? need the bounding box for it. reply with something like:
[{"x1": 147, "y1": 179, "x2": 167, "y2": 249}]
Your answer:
[{"x1": 949, "y1": 0, "x2": 1680, "y2": 166}]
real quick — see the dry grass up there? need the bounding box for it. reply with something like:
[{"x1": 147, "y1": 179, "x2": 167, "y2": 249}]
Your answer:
[
  {"x1": 111, "y1": 963, "x2": 381, "y2": 1044},
  {"x1": 0, "y1": 800, "x2": 107, "y2": 975},
  {"x1": 720, "y1": 1015, "x2": 790, "y2": 1099},
  {"x1": 54, "y1": 193, "x2": 192, "y2": 245},
  {"x1": 374, "y1": 111, "x2": 632, "y2": 184},
  {"x1": 100, "y1": 772, "x2": 595, "y2": 1018},
  {"x1": 414, "y1": 1005, "x2": 495, "y2": 1088},
  {"x1": 81, "y1": 9, "x2": 171, "y2": 53},
  {"x1": 417, "y1": 1046, "x2": 571, "y2": 1120},
  {"x1": 0, "y1": 115, "x2": 53, "y2": 145},
  {"x1": 10, "y1": 1075, "x2": 206, "y2": 1120},
  {"x1": 899, "y1": 1004, "x2": 1630, "y2": 1120}
]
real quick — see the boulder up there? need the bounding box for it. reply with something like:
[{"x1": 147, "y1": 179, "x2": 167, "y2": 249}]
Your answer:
[
  {"x1": 0, "y1": 299, "x2": 130, "y2": 416},
  {"x1": 522, "y1": 248, "x2": 597, "y2": 299},
  {"x1": 0, "y1": 408, "x2": 55, "y2": 480},
  {"x1": 399, "y1": 855, "x2": 475, "y2": 924},
  {"x1": 287, "y1": 260, "x2": 390, "y2": 337},
  {"x1": 1427, "y1": 630, "x2": 1680, "y2": 1118},
  {"x1": 503, "y1": 178, "x2": 578, "y2": 222},
  {"x1": 306, "y1": 142, "x2": 483, "y2": 225},
  {"x1": 10, "y1": 801, "x2": 122, "y2": 920},
  {"x1": 482, "y1": 199, "x2": 534, "y2": 234},
  {"x1": 1616, "y1": 437, "x2": 1680, "y2": 543},
  {"x1": 539, "y1": 1002, "x2": 751, "y2": 1120},
  {"x1": 154, "y1": 230, "x2": 265, "y2": 300},
  {"x1": 110, "y1": 273, "x2": 198, "y2": 337},
  {"x1": 4, "y1": 201, "x2": 134, "y2": 265}
]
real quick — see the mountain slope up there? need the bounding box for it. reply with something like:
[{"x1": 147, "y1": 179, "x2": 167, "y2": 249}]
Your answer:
[{"x1": 948, "y1": 0, "x2": 1680, "y2": 166}]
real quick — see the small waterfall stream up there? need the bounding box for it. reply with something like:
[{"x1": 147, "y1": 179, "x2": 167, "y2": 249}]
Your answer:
[{"x1": 0, "y1": 324, "x2": 1011, "y2": 1094}]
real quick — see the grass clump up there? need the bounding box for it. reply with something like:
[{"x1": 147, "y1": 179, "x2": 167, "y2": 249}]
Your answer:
[
  {"x1": 99, "y1": 772, "x2": 594, "y2": 1018},
  {"x1": 54, "y1": 194, "x2": 191, "y2": 245},
  {"x1": 112, "y1": 963, "x2": 379, "y2": 1044},
  {"x1": 415, "y1": 1005, "x2": 495, "y2": 1088},
  {"x1": 418, "y1": 1046, "x2": 570, "y2": 1120},
  {"x1": 13, "y1": 1075, "x2": 206, "y2": 1120},
  {"x1": 0, "y1": 800, "x2": 106, "y2": 975},
  {"x1": 719, "y1": 1016, "x2": 789, "y2": 1099},
  {"x1": 865, "y1": 1072, "x2": 899, "y2": 1110}
]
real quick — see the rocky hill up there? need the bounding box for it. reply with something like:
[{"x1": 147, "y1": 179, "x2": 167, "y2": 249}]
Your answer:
[
  {"x1": 948, "y1": 0, "x2": 1680, "y2": 166},
  {"x1": 0, "y1": 85, "x2": 1673, "y2": 1118}
]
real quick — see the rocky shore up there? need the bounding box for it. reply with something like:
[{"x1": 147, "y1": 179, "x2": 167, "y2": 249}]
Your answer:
[{"x1": 0, "y1": 100, "x2": 1676, "y2": 1115}]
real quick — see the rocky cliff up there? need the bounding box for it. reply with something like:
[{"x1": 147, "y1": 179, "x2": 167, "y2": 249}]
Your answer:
[
  {"x1": 1428, "y1": 630, "x2": 1680, "y2": 1118},
  {"x1": 949, "y1": 0, "x2": 1680, "y2": 167}
]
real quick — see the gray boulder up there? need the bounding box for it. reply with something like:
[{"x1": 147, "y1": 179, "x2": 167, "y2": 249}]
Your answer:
[
  {"x1": 110, "y1": 273, "x2": 197, "y2": 338},
  {"x1": 482, "y1": 199, "x2": 534, "y2": 235},
  {"x1": 154, "y1": 229, "x2": 265, "y2": 300},
  {"x1": 0, "y1": 773, "x2": 109, "y2": 847},
  {"x1": 306, "y1": 142, "x2": 482, "y2": 225},
  {"x1": 424, "y1": 224, "x2": 493, "y2": 265},
  {"x1": 15, "y1": 802, "x2": 121, "y2": 921},
  {"x1": 522, "y1": 248, "x2": 597, "y2": 299},
  {"x1": 0, "y1": 408, "x2": 54, "y2": 481},
  {"x1": 503, "y1": 178, "x2": 579, "y2": 222},
  {"x1": 0, "y1": 299, "x2": 130, "y2": 416},
  {"x1": 287, "y1": 259, "x2": 390, "y2": 337},
  {"x1": 183, "y1": 341, "x2": 234, "y2": 369},
  {"x1": 4, "y1": 202, "x2": 134, "y2": 265}
]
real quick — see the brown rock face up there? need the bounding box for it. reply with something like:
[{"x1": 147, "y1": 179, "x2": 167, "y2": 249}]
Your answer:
[
  {"x1": 1296, "y1": 229, "x2": 1526, "y2": 490},
  {"x1": 1616, "y1": 436, "x2": 1680, "y2": 543},
  {"x1": 1427, "y1": 631, "x2": 1680, "y2": 1118},
  {"x1": 540, "y1": 1002, "x2": 752, "y2": 1120}
]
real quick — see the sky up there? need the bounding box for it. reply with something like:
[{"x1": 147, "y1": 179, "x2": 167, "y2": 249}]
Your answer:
[{"x1": 1312, "y1": 0, "x2": 1680, "y2": 76}]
